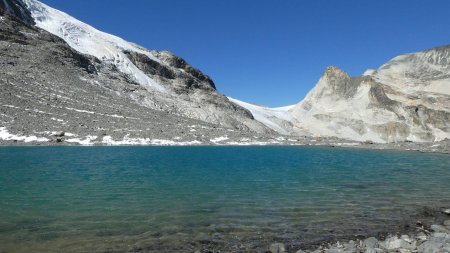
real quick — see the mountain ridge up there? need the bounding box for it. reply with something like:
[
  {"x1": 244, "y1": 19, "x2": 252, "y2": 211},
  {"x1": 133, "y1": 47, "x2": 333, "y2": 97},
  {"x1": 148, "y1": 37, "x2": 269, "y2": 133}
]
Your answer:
[{"x1": 0, "y1": 0, "x2": 449, "y2": 146}]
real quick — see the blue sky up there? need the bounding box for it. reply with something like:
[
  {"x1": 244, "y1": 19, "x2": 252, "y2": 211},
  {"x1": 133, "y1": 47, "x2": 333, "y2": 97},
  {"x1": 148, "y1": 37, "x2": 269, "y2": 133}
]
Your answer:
[{"x1": 40, "y1": 0, "x2": 450, "y2": 107}]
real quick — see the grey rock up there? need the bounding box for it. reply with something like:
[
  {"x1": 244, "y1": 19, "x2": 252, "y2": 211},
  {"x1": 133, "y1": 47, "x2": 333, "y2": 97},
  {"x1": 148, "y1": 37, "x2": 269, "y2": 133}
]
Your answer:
[
  {"x1": 379, "y1": 236, "x2": 415, "y2": 250},
  {"x1": 269, "y1": 243, "x2": 285, "y2": 253},
  {"x1": 53, "y1": 131, "x2": 65, "y2": 137},
  {"x1": 444, "y1": 220, "x2": 450, "y2": 226},
  {"x1": 416, "y1": 232, "x2": 428, "y2": 241},
  {"x1": 430, "y1": 224, "x2": 449, "y2": 233},
  {"x1": 363, "y1": 237, "x2": 379, "y2": 248},
  {"x1": 417, "y1": 240, "x2": 444, "y2": 253}
]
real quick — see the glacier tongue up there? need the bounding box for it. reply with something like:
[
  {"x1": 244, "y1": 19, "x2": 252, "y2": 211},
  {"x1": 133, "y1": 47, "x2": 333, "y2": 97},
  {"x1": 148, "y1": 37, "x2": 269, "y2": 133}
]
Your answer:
[
  {"x1": 22, "y1": 0, "x2": 167, "y2": 93},
  {"x1": 228, "y1": 97, "x2": 295, "y2": 135}
]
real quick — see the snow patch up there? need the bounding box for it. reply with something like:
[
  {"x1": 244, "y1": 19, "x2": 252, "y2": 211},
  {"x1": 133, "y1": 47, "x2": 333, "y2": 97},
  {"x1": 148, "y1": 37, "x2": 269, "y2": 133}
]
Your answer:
[
  {"x1": 65, "y1": 107, "x2": 95, "y2": 114},
  {"x1": 50, "y1": 117, "x2": 64, "y2": 122},
  {"x1": 210, "y1": 136, "x2": 229, "y2": 143},
  {"x1": 102, "y1": 135, "x2": 202, "y2": 146},
  {"x1": 65, "y1": 135, "x2": 97, "y2": 145},
  {"x1": 0, "y1": 127, "x2": 49, "y2": 143},
  {"x1": 2, "y1": 105, "x2": 20, "y2": 109}
]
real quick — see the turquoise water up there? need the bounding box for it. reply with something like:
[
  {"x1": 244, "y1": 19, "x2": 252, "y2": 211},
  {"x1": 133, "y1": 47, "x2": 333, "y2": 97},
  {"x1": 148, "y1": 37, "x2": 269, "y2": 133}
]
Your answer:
[{"x1": 0, "y1": 146, "x2": 449, "y2": 252}]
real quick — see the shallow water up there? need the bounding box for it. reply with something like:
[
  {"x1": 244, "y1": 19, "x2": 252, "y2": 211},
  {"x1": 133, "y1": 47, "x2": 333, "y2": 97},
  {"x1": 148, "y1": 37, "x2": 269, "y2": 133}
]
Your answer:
[{"x1": 0, "y1": 146, "x2": 449, "y2": 252}]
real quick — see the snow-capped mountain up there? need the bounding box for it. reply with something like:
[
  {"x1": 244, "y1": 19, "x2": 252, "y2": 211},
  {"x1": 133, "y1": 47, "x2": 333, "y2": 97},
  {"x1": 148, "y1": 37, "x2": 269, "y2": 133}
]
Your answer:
[{"x1": 4, "y1": 0, "x2": 269, "y2": 132}]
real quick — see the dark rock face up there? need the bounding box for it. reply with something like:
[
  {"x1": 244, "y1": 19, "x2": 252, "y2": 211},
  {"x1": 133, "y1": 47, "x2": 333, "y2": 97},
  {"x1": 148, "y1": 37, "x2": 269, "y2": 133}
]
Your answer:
[
  {"x1": 0, "y1": 0, "x2": 34, "y2": 25},
  {"x1": 152, "y1": 50, "x2": 216, "y2": 90},
  {"x1": 123, "y1": 50, "x2": 176, "y2": 80},
  {"x1": 124, "y1": 50, "x2": 220, "y2": 96},
  {"x1": 368, "y1": 82, "x2": 399, "y2": 108}
]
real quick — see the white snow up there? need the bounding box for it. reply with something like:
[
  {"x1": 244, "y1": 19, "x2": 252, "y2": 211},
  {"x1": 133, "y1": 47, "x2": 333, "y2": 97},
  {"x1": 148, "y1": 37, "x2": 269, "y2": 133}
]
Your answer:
[
  {"x1": 362, "y1": 69, "x2": 376, "y2": 76},
  {"x1": 50, "y1": 117, "x2": 64, "y2": 122},
  {"x1": 101, "y1": 135, "x2": 202, "y2": 146},
  {"x1": 23, "y1": 0, "x2": 167, "y2": 93},
  {"x1": 65, "y1": 107, "x2": 95, "y2": 114},
  {"x1": 2, "y1": 105, "x2": 20, "y2": 109},
  {"x1": 65, "y1": 135, "x2": 97, "y2": 145},
  {"x1": 228, "y1": 97, "x2": 294, "y2": 134},
  {"x1": 210, "y1": 136, "x2": 229, "y2": 143},
  {"x1": 0, "y1": 127, "x2": 49, "y2": 143},
  {"x1": 109, "y1": 114, "x2": 124, "y2": 119}
]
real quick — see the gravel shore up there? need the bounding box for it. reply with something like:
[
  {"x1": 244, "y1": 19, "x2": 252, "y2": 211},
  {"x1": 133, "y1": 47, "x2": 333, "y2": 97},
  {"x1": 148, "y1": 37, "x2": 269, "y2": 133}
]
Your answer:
[{"x1": 264, "y1": 208, "x2": 450, "y2": 253}]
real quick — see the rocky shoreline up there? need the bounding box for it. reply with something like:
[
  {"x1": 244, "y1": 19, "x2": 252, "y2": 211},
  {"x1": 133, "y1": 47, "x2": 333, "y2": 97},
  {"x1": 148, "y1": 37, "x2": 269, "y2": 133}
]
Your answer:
[
  {"x1": 0, "y1": 136, "x2": 448, "y2": 155},
  {"x1": 265, "y1": 207, "x2": 450, "y2": 253}
]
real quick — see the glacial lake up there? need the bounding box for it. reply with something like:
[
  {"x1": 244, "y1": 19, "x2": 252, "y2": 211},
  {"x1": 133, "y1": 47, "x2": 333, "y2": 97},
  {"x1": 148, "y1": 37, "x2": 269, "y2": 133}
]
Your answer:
[{"x1": 0, "y1": 146, "x2": 449, "y2": 252}]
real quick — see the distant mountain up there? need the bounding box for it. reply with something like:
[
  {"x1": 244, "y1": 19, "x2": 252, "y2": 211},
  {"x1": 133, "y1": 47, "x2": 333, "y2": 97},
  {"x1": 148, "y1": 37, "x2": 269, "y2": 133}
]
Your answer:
[
  {"x1": 0, "y1": 0, "x2": 448, "y2": 145},
  {"x1": 235, "y1": 46, "x2": 450, "y2": 143}
]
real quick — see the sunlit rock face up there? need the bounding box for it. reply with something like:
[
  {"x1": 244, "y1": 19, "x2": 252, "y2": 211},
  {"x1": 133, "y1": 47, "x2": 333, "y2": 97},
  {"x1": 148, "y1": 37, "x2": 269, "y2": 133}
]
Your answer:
[{"x1": 290, "y1": 46, "x2": 450, "y2": 143}]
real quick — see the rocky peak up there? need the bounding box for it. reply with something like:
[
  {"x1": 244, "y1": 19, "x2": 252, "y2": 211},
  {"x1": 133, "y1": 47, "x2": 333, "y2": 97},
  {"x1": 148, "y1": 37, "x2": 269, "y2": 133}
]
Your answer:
[
  {"x1": 323, "y1": 66, "x2": 350, "y2": 81},
  {"x1": 320, "y1": 66, "x2": 363, "y2": 99},
  {"x1": 0, "y1": 0, "x2": 34, "y2": 25}
]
